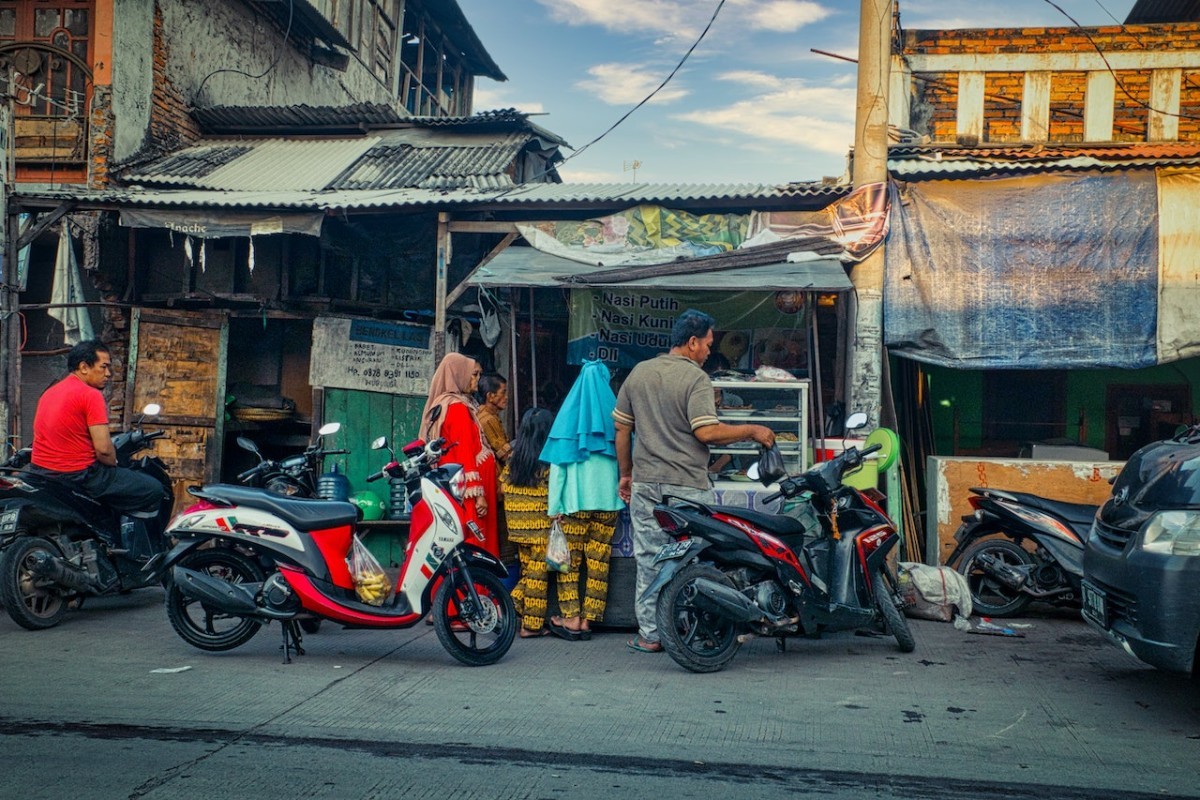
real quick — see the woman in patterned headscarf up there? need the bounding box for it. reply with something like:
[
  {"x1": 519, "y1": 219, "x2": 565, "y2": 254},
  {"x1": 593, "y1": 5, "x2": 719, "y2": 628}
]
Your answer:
[{"x1": 420, "y1": 352, "x2": 498, "y2": 556}]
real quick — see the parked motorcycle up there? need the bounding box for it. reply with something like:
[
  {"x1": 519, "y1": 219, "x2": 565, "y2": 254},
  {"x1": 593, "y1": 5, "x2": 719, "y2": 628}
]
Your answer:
[
  {"x1": 643, "y1": 413, "x2": 915, "y2": 673},
  {"x1": 946, "y1": 487, "x2": 1096, "y2": 617},
  {"x1": 235, "y1": 421, "x2": 347, "y2": 497},
  {"x1": 158, "y1": 436, "x2": 516, "y2": 665},
  {"x1": 0, "y1": 403, "x2": 173, "y2": 630}
]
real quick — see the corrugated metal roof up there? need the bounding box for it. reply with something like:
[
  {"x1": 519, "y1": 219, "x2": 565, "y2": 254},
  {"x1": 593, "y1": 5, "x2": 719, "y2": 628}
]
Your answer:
[
  {"x1": 192, "y1": 103, "x2": 407, "y2": 132},
  {"x1": 887, "y1": 143, "x2": 1200, "y2": 178},
  {"x1": 14, "y1": 181, "x2": 846, "y2": 213},
  {"x1": 124, "y1": 137, "x2": 382, "y2": 191},
  {"x1": 120, "y1": 129, "x2": 541, "y2": 192},
  {"x1": 331, "y1": 134, "x2": 527, "y2": 190},
  {"x1": 1125, "y1": 0, "x2": 1200, "y2": 23}
]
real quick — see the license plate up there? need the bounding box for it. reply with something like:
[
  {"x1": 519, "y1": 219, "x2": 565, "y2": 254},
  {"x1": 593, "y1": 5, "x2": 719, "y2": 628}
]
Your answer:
[
  {"x1": 1081, "y1": 580, "x2": 1107, "y2": 626},
  {"x1": 0, "y1": 510, "x2": 17, "y2": 534},
  {"x1": 652, "y1": 539, "x2": 693, "y2": 564}
]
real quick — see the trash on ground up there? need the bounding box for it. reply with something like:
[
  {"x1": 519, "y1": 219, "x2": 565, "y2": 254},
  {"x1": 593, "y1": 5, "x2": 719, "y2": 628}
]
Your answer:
[
  {"x1": 898, "y1": 562, "x2": 973, "y2": 621},
  {"x1": 150, "y1": 666, "x2": 193, "y2": 674}
]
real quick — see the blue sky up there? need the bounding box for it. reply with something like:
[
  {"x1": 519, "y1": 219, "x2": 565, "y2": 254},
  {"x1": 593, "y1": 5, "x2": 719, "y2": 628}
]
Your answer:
[{"x1": 456, "y1": 0, "x2": 1138, "y2": 185}]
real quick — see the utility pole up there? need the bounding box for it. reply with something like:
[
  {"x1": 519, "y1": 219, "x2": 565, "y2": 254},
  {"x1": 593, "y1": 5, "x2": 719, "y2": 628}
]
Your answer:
[{"x1": 847, "y1": 0, "x2": 892, "y2": 428}]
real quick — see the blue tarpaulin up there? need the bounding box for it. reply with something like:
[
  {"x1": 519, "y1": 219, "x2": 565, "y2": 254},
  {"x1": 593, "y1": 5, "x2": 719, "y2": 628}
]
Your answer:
[{"x1": 885, "y1": 172, "x2": 1159, "y2": 368}]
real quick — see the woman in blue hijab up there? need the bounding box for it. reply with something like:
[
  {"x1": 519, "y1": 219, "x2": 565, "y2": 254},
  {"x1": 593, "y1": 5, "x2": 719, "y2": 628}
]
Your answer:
[{"x1": 539, "y1": 359, "x2": 625, "y2": 640}]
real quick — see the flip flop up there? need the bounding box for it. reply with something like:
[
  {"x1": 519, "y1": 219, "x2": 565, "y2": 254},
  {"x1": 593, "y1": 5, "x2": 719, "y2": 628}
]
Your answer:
[
  {"x1": 626, "y1": 636, "x2": 663, "y2": 653},
  {"x1": 519, "y1": 628, "x2": 550, "y2": 639},
  {"x1": 547, "y1": 620, "x2": 582, "y2": 641}
]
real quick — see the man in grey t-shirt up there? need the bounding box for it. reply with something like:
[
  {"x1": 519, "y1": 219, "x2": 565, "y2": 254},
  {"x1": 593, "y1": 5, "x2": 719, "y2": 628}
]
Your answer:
[{"x1": 614, "y1": 309, "x2": 774, "y2": 653}]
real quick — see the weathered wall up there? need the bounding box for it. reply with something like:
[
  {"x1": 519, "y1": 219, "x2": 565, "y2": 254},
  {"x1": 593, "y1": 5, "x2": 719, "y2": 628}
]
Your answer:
[
  {"x1": 902, "y1": 23, "x2": 1200, "y2": 142},
  {"x1": 925, "y1": 456, "x2": 1123, "y2": 565},
  {"x1": 111, "y1": 0, "x2": 154, "y2": 164}
]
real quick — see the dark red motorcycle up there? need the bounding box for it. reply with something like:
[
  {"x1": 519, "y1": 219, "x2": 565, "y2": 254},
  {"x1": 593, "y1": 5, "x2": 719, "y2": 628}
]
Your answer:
[{"x1": 643, "y1": 416, "x2": 915, "y2": 672}]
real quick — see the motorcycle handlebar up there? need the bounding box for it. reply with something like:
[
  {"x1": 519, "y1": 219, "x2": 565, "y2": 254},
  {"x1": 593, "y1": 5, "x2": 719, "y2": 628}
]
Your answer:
[{"x1": 237, "y1": 462, "x2": 269, "y2": 482}]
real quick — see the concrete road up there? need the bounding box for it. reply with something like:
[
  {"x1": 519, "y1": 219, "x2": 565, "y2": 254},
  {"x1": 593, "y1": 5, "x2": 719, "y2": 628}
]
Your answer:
[{"x1": 0, "y1": 591, "x2": 1197, "y2": 799}]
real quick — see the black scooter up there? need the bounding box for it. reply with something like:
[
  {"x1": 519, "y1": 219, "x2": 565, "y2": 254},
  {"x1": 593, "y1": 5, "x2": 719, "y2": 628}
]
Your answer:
[
  {"x1": 947, "y1": 487, "x2": 1096, "y2": 617},
  {"x1": 642, "y1": 413, "x2": 915, "y2": 673},
  {"x1": 0, "y1": 403, "x2": 173, "y2": 630},
  {"x1": 235, "y1": 421, "x2": 347, "y2": 497}
]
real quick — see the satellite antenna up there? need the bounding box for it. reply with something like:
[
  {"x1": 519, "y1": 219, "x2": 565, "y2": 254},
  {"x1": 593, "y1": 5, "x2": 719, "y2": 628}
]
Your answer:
[{"x1": 622, "y1": 159, "x2": 642, "y2": 182}]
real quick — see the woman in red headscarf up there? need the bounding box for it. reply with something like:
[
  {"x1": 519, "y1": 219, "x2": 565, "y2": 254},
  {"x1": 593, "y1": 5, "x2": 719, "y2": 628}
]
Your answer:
[{"x1": 419, "y1": 352, "x2": 499, "y2": 557}]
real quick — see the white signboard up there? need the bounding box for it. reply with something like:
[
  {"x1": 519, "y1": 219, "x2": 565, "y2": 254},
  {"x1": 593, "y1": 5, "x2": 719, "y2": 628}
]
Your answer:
[{"x1": 310, "y1": 317, "x2": 432, "y2": 397}]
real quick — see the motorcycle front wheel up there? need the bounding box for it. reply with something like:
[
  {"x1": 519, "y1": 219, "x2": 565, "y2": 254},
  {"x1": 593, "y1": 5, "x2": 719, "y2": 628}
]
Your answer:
[
  {"x1": 432, "y1": 568, "x2": 516, "y2": 666},
  {"x1": 0, "y1": 536, "x2": 70, "y2": 630},
  {"x1": 165, "y1": 548, "x2": 264, "y2": 651},
  {"x1": 656, "y1": 562, "x2": 741, "y2": 673},
  {"x1": 958, "y1": 537, "x2": 1034, "y2": 618},
  {"x1": 873, "y1": 568, "x2": 916, "y2": 653}
]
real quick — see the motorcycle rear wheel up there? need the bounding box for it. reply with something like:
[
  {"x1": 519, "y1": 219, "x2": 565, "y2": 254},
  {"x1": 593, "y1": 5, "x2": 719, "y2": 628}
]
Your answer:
[
  {"x1": 0, "y1": 536, "x2": 70, "y2": 630},
  {"x1": 433, "y1": 568, "x2": 516, "y2": 666},
  {"x1": 873, "y1": 568, "x2": 916, "y2": 653},
  {"x1": 958, "y1": 537, "x2": 1034, "y2": 618},
  {"x1": 656, "y1": 563, "x2": 741, "y2": 673},
  {"x1": 165, "y1": 548, "x2": 264, "y2": 651}
]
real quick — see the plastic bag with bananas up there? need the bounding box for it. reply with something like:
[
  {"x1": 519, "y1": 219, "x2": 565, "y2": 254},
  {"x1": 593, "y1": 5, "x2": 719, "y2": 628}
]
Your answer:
[{"x1": 348, "y1": 534, "x2": 393, "y2": 606}]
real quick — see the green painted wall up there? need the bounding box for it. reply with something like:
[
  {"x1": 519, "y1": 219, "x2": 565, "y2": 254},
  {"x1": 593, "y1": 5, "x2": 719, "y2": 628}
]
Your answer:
[{"x1": 914, "y1": 357, "x2": 1200, "y2": 455}]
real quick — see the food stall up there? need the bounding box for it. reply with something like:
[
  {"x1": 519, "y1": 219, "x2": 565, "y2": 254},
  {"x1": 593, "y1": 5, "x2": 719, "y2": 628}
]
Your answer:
[{"x1": 465, "y1": 242, "x2": 855, "y2": 625}]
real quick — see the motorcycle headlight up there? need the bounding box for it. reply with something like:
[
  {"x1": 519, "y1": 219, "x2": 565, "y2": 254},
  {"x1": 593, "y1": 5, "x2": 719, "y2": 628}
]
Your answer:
[
  {"x1": 1141, "y1": 510, "x2": 1200, "y2": 556},
  {"x1": 447, "y1": 468, "x2": 467, "y2": 502}
]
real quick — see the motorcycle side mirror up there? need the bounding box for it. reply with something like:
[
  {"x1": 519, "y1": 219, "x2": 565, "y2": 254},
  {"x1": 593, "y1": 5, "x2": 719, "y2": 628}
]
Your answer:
[
  {"x1": 746, "y1": 462, "x2": 761, "y2": 481},
  {"x1": 317, "y1": 421, "x2": 340, "y2": 438},
  {"x1": 844, "y1": 412, "x2": 868, "y2": 431},
  {"x1": 371, "y1": 436, "x2": 389, "y2": 451},
  {"x1": 143, "y1": 403, "x2": 162, "y2": 417},
  {"x1": 237, "y1": 436, "x2": 261, "y2": 457}
]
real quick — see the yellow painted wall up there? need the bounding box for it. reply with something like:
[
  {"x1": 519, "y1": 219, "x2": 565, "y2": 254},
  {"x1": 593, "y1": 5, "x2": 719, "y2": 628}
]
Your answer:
[{"x1": 925, "y1": 457, "x2": 1124, "y2": 565}]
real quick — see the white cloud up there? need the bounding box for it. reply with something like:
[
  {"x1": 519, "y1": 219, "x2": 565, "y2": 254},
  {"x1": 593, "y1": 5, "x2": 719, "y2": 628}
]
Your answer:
[
  {"x1": 537, "y1": 0, "x2": 832, "y2": 39},
  {"x1": 733, "y1": 0, "x2": 832, "y2": 32},
  {"x1": 471, "y1": 83, "x2": 545, "y2": 115},
  {"x1": 576, "y1": 63, "x2": 690, "y2": 105},
  {"x1": 556, "y1": 165, "x2": 626, "y2": 183},
  {"x1": 673, "y1": 74, "x2": 856, "y2": 156}
]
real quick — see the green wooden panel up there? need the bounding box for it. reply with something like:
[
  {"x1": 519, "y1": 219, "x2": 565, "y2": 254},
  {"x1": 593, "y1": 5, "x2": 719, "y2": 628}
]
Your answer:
[{"x1": 323, "y1": 388, "x2": 424, "y2": 496}]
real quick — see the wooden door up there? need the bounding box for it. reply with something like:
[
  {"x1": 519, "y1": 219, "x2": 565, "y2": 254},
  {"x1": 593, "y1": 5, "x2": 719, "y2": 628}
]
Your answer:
[{"x1": 126, "y1": 309, "x2": 228, "y2": 513}]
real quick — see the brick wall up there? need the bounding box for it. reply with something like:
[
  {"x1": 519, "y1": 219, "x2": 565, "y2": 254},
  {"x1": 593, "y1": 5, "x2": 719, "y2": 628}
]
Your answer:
[
  {"x1": 147, "y1": 1, "x2": 201, "y2": 157},
  {"x1": 902, "y1": 23, "x2": 1200, "y2": 142}
]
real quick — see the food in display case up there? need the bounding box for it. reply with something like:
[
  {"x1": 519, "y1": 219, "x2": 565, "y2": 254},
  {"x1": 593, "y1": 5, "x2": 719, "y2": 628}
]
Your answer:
[{"x1": 711, "y1": 378, "x2": 810, "y2": 479}]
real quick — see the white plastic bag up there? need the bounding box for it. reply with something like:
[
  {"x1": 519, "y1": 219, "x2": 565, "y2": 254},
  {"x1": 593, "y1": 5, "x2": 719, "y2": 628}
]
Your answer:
[
  {"x1": 348, "y1": 534, "x2": 391, "y2": 606},
  {"x1": 546, "y1": 518, "x2": 570, "y2": 573},
  {"x1": 897, "y1": 562, "x2": 973, "y2": 621}
]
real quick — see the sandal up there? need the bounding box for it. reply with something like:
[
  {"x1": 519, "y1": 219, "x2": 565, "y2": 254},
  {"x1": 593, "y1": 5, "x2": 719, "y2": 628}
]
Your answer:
[
  {"x1": 547, "y1": 619, "x2": 583, "y2": 641},
  {"x1": 519, "y1": 628, "x2": 550, "y2": 638},
  {"x1": 626, "y1": 635, "x2": 663, "y2": 653}
]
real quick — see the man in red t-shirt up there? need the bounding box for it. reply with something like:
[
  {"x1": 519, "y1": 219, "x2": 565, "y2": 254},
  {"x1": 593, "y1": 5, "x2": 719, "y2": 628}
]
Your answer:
[{"x1": 30, "y1": 340, "x2": 165, "y2": 521}]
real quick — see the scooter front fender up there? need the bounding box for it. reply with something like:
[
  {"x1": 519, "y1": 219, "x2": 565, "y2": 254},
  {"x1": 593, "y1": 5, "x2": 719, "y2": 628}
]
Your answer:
[{"x1": 453, "y1": 545, "x2": 509, "y2": 580}]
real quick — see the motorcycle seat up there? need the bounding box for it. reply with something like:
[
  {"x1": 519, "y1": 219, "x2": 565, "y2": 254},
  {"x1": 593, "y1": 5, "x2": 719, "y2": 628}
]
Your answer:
[
  {"x1": 708, "y1": 504, "x2": 810, "y2": 538},
  {"x1": 980, "y1": 489, "x2": 1097, "y2": 525},
  {"x1": 195, "y1": 484, "x2": 359, "y2": 531}
]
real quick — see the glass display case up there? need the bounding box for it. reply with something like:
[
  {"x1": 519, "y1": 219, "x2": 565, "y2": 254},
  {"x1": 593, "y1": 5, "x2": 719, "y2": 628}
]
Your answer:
[{"x1": 711, "y1": 378, "x2": 810, "y2": 484}]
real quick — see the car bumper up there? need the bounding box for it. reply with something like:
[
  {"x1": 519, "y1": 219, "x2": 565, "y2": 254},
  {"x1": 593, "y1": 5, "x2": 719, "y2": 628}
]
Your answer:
[{"x1": 1082, "y1": 540, "x2": 1200, "y2": 674}]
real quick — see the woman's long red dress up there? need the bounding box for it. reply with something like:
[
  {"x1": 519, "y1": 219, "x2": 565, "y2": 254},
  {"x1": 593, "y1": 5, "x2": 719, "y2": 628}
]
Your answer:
[{"x1": 438, "y1": 402, "x2": 499, "y2": 557}]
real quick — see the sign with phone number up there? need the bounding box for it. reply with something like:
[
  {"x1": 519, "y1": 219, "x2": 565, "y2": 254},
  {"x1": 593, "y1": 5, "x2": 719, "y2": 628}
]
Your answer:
[{"x1": 310, "y1": 317, "x2": 433, "y2": 396}]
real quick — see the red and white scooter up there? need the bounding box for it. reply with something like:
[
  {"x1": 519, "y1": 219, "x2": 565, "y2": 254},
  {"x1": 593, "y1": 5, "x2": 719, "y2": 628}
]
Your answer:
[{"x1": 156, "y1": 437, "x2": 515, "y2": 665}]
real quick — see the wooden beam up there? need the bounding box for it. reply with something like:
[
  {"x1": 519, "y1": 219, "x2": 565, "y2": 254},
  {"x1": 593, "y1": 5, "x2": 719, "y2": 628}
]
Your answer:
[
  {"x1": 1149, "y1": 67, "x2": 1182, "y2": 141},
  {"x1": 446, "y1": 221, "x2": 520, "y2": 234},
  {"x1": 956, "y1": 72, "x2": 985, "y2": 143},
  {"x1": 433, "y1": 211, "x2": 451, "y2": 362},
  {"x1": 906, "y1": 50, "x2": 1200, "y2": 73},
  {"x1": 1084, "y1": 70, "x2": 1116, "y2": 142},
  {"x1": 446, "y1": 231, "x2": 517, "y2": 308},
  {"x1": 1021, "y1": 71, "x2": 1052, "y2": 141},
  {"x1": 16, "y1": 202, "x2": 73, "y2": 250}
]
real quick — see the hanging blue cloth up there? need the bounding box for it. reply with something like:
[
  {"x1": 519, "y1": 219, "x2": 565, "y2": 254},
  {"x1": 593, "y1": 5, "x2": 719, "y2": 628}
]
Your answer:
[{"x1": 540, "y1": 359, "x2": 617, "y2": 465}]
